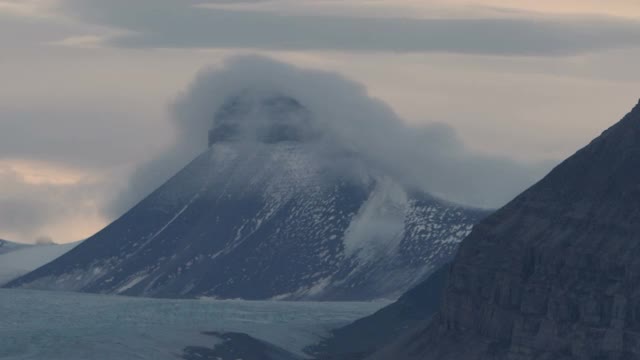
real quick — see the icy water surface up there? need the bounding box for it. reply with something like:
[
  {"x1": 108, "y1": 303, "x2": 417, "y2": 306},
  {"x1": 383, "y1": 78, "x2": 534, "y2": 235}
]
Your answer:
[{"x1": 0, "y1": 289, "x2": 387, "y2": 360}]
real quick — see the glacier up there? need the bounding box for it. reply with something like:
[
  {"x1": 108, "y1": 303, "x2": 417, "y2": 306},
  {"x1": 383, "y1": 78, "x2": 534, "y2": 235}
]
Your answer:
[{"x1": 0, "y1": 288, "x2": 387, "y2": 360}]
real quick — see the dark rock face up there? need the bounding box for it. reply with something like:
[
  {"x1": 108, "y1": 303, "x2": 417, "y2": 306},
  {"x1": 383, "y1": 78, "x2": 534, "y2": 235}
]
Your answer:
[
  {"x1": 183, "y1": 332, "x2": 301, "y2": 360},
  {"x1": 4, "y1": 93, "x2": 488, "y2": 300},
  {"x1": 374, "y1": 100, "x2": 640, "y2": 359},
  {"x1": 208, "y1": 93, "x2": 319, "y2": 145}
]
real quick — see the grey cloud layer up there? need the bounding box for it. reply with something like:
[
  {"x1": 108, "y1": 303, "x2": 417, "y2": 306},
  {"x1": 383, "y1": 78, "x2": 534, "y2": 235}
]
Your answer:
[
  {"x1": 59, "y1": 0, "x2": 640, "y2": 56},
  {"x1": 0, "y1": 167, "x2": 106, "y2": 243},
  {"x1": 0, "y1": 105, "x2": 164, "y2": 169},
  {"x1": 108, "y1": 55, "x2": 553, "y2": 217}
]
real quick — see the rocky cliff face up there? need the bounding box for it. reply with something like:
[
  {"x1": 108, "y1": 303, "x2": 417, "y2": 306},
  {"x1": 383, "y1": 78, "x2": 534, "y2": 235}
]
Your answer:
[{"x1": 373, "y1": 99, "x2": 640, "y2": 360}]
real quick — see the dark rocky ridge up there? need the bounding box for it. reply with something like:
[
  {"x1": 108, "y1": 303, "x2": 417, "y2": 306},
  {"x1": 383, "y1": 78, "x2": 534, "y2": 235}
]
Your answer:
[
  {"x1": 372, "y1": 99, "x2": 640, "y2": 359},
  {"x1": 183, "y1": 332, "x2": 301, "y2": 360}
]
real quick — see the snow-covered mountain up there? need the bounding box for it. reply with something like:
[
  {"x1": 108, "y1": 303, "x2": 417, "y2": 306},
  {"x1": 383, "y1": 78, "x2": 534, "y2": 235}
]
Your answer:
[
  {"x1": 0, "y1": 241, "x2": 79, "y2": 286},
  {"x1": 6, "y1": 93, "x2": 489, "y2": 300}
]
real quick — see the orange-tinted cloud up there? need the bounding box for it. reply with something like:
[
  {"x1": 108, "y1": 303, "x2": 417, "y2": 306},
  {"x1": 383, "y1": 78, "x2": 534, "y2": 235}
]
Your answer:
[{"x1": 0, "y1": 159, "x2": 109, "y2": 244}]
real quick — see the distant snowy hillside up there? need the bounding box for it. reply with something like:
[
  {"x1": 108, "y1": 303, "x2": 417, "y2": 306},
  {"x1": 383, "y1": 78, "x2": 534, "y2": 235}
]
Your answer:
[
  {"x1": 0, "y1": 242, "x2": 79, "y2": 285},
  {"x1": 0, "y1": 239, "x2": 28, "y2": 255},
  {"x1": 6, "y1": 93, "x2": 489, "y2": 300}
]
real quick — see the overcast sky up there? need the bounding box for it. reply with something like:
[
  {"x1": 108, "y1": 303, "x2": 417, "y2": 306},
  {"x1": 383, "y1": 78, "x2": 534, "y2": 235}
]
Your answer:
[{"x1": 1, "y1": 0, "x2": 640, "y2": 244}]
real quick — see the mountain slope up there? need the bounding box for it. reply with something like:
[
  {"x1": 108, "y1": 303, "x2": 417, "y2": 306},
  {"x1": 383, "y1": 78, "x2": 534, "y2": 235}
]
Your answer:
[
  {"x1": 6, "y1": 93, "x2": 488, "y2": 300},
  {"x1": 371, "y1": 99, "x2": 640, "y2": 359}
]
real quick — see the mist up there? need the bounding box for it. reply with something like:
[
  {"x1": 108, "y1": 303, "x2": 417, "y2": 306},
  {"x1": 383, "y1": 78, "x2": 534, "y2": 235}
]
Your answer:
[{"x1": 107, "y1": 55, "x2": 554, "y2": 217}]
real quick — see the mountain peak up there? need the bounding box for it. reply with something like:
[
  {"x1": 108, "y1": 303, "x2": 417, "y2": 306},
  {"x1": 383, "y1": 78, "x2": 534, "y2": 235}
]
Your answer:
[{"x1": 208, "y1": 92, "x2": 321, "y2": 146}]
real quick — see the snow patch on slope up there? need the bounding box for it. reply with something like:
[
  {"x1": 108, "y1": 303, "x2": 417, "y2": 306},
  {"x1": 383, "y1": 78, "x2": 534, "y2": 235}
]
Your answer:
[{"x1": 117, "y1": 273, "x2": 149, "y2": 294}]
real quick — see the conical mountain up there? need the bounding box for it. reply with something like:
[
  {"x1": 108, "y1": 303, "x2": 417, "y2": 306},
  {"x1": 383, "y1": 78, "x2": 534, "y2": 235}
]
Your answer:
[
  {"x1": 5, "y1": 92, "x2": 487, "y2": 300},
  {"x1": 372, "y1": 100, "x2": 640, "y2": 358}
]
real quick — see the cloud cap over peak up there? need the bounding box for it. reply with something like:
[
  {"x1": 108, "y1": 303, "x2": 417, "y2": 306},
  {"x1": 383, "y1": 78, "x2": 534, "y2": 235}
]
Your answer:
[{"x1": 108, "y1": 55, "x2": 552, "y2": 216}]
